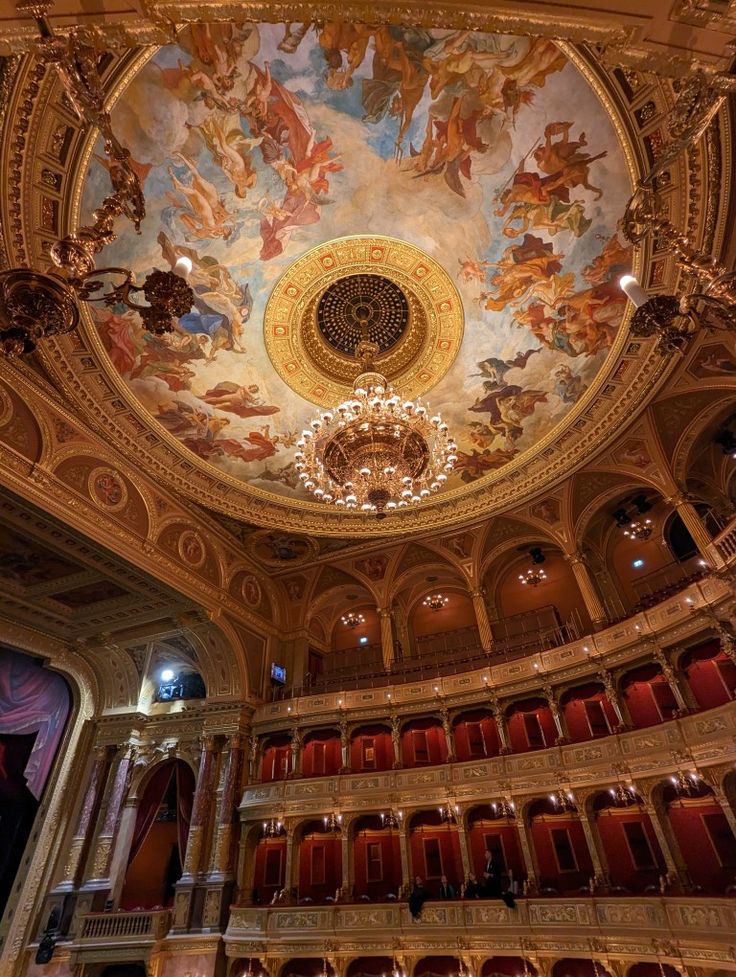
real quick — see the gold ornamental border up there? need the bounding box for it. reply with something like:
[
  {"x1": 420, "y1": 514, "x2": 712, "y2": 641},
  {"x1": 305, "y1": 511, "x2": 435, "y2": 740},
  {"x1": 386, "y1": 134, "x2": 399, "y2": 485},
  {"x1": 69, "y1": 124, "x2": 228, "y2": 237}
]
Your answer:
[{"x1": 263, "y1": 235, "x2": 464, "y2": 408}]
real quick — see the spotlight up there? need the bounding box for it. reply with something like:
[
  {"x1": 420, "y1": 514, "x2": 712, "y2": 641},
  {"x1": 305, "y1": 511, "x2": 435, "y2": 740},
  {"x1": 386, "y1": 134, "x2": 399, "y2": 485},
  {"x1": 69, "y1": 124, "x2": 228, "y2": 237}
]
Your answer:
[{"x1": 160, "y1": 668, "x2": 176, "y2": 682}]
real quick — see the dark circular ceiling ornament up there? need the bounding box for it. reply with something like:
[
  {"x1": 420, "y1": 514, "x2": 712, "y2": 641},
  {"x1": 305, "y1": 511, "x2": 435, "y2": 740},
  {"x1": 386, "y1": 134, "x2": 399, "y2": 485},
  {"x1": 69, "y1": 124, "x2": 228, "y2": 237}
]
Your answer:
[{"x1": 317, "y1": 273, "x2": 410, "y2": 355}]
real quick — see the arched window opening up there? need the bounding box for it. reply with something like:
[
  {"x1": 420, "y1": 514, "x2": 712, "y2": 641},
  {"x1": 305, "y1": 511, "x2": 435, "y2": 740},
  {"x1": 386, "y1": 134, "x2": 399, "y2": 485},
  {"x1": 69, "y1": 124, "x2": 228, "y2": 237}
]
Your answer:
[
  {"x1": 120, "y1": 760, "x2": 194, "y2": 910},
  {"x1": 155, "y1": 668, "x2": 206, "y2": 703},
  {"x1": 680, "y1": 640, "x2": 736, "y2": 709}
]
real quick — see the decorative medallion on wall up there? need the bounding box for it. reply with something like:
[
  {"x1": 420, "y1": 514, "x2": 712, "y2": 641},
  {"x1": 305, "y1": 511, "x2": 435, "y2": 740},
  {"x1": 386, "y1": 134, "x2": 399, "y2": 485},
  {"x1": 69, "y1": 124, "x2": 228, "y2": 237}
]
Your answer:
[
  {"x1": 178, "y1": 530, "x2": 206, "y2": 569},
  {"x1": 264, "y1": 235, "x2": 463, "y2": 408},
  {"x1": 88, "y1": 467, "x2": 128, "y2": 512},
  {"x1": 245, "y1": 529, "x2": 319, "y2": 567},
  {"x1": 241, "y1": 574, "x2": 262, "y2": 607}
]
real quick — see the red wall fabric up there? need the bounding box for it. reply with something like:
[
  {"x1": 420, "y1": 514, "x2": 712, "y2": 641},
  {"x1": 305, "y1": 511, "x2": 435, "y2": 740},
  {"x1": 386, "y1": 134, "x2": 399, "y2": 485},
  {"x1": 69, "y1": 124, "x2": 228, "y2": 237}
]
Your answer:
[
  {"x1": 530, "y1": 814, "x2": 593, "y2": 893},
  {"x1": 302, "y1": 732, "x2": 341, "y2": 777},
  {"x1": 483, "y1": 959, "x2": 537, "y2": 977},
  {"x1": 350, "y1": 727, "x2": 393, "y2": 772},
  {"x1": 0, "y1": 646, "x2": 70, "y2": 800},
  {"x1": 400, "y1": 720, "x2": 447, "y2": 767},
  {"x1": 506, "y1": 700, "x2": 558, "y2": 752},
  {"x1": 621, "y1": 665, "x2": 677, "y2": 727},
  {"x1": 120, "y1": 820, "x2": 179, "y2": 909},
  {"x1": 298, "y1": 832, "x2": 342, "y2": 901},
  {"x1": 667, "y1": 797, "x2": 736, "y2": 891},
  {"x1": 561, "y1": 686, "x2": 618, "y2": 742},
  {"x1": 468, "y1": 819, "x2": 524, "y2": 885},
  {"x1": 352, "y1": 828, "x2": 402, "y2": 899},
  {"x1": 261, "y1": 739, "x2": 291, "y2": 782},
  {"x1": 594, "y1": 806, "x2": 664, "y2": 891},
  {"x1": 681, "y1": 642, "x2": 735, "y2": 709},
  {"x1": 408, "y1": 824, "x2": 462, "y2": 891},
  {"x1": 253, "y1": 836, "x2": 287, "y2": 902},
  {"x1": 453, "y1": 712, "x2": 500, "y2": 761}
]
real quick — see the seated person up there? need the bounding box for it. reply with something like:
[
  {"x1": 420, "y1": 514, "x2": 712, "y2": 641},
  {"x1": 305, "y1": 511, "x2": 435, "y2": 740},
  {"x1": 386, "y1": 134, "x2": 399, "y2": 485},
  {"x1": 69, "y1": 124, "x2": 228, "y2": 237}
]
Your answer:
[
  {"x1": 462, "y1": 873, "x2": 482, "y2": 899},
  {"x1": 438, "y1": 875, "x2": 456, "y2": 899}
]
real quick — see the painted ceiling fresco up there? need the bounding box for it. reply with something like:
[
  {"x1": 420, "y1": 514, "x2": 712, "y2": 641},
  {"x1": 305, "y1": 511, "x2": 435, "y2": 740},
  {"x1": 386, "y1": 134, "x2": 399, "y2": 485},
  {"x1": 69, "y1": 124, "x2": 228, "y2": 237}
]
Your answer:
[{"x1": 82, "y1": 22, "x2": 632, "y2": 504}]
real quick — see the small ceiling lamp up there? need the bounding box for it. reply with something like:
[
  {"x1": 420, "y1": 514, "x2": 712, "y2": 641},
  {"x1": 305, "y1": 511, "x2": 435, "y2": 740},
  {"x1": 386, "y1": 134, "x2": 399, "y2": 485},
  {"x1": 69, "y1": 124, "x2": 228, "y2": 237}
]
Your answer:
[
  {"x1": 296, "y1": 338, "x2": 456, "y2": 516},
  {"x1": 439, "y1": 794, "x2": 460, "y2": 823},
  {"x1": 491, "y1": 799, "x2": 515, "y2": 819},
  {"x1": 323, "y1": 810, "x2": 343, "y2": 832},
  {"x1": 608, "y1": 782, "x2": 638, "y2": 806},
  {"x1": 341, "y1": 611, "x2": 366, "y2": 629},
  {"x1": 549, "y1": 780, "x2": 576, "y2": 812},
  {"x1": 623, "y1": 518, "x2": 653, "y2": 540},
  {"x1": 380, "y1": 809, "x2": 403, "y2": 828},
  {"x1": 262, "y1": 817, "x2": 283, "y2": 837},
  {"x1": 423, "y1": 593, "x2": 449, "y2": 611},
  {"x1": 519, "y1": 567, "x2": 547, "y2": 587}
]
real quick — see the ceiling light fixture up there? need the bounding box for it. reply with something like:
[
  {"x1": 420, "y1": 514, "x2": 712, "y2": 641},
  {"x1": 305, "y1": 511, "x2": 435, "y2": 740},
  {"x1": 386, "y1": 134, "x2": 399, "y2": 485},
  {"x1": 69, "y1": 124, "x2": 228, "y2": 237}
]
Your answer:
[
  {"x1": 380, "y1": 809, "x2": 403, "y2": 828},
  {"x1": 623, "y1": 518, "x2": 653, "y2": 540},
  {"x1": 341, "y1": 612, "x2": 366, "y2": 629},
  {"x1": 423, "y1": 593, "x2": 449, "y2": 611},
  {"x1": 323, "y1": 811, "x2": 343, "y2": 832},
  {"x1": 519, "y1": 567, "x2": 547, "y2": 587},
  {"x1": 262, "y1": 817, "x2": 283, "y2": 837},
  {"x1": 295, "y1": 337, "x2": 455, "y2": 516}
]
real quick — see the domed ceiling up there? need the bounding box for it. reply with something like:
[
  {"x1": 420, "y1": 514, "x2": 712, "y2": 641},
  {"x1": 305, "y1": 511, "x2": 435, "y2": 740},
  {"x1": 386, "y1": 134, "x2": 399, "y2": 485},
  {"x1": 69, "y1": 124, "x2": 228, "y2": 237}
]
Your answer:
[{"x1": 75, "y1": 21, "x2": 635, "y2": 529}]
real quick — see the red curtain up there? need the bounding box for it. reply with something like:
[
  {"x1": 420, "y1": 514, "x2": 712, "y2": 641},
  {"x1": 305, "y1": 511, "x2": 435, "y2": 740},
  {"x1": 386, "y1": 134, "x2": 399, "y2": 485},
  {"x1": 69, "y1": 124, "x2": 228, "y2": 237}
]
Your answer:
[
  {"x1": 176, "y1": 763, "x2": 195, "y2": 860},
  {"x1": 128, "y1": 763, "x2": 174, "y2": 865}
]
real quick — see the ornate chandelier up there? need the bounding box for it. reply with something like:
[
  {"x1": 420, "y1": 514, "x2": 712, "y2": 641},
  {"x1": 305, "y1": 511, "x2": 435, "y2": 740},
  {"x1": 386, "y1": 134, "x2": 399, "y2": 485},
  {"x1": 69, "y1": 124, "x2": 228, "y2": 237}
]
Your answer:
[
  {"x1": 262, "y1": 817, "x2": 283, "y2": 837},
  {"x1": 519, "y1": 567, "x2": 547, "y2": 587},
  {"x1": 423, "y1": 593, "x2": 449, "y2": 611},
  {"x1": 296, "y1": 340, "x2": 456, "y2": 515},
  {"x1": 623, "y1": 518, "x2": 653, "y2": 540},
  {"x1": 380, "y1": 809, "x2": 403, "y2": 828},
  {"x1": 323, "y1": 811, "x2": 343, "y2": 832},
  {"x1": 341, "y1": 611, "x2": 365, "y2": 629},
  {"x1": 491, "y1": 799, "x2": 516, "y2": 819}
]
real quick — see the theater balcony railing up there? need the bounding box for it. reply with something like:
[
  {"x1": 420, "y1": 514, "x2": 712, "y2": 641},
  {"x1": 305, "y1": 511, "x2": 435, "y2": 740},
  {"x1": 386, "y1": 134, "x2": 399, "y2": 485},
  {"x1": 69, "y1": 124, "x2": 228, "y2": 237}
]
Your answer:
[
  {"x1": 715, "y1": 513, "x2": 736, "y2": 565},
  {"x1": 62, "y1": 909, "x2": 172, "y2": 965},
  {"x1": 224, "y1": 897, "x2": 736, "y2": 957}
]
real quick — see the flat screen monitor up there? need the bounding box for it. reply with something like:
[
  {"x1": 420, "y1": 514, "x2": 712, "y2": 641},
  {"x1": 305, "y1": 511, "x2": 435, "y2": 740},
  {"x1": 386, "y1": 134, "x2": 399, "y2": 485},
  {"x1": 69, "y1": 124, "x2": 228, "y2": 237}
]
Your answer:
[{"x1": 271, "y1": 662, "x2": 287, "y2": 685}]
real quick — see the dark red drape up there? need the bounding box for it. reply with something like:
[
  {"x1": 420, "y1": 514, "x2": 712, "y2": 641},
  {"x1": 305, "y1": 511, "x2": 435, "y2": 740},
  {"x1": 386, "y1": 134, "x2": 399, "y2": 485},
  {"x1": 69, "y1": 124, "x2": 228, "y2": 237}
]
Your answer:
[{"x1": 128, "y1": 763, "x2": 174, "y2": 865}]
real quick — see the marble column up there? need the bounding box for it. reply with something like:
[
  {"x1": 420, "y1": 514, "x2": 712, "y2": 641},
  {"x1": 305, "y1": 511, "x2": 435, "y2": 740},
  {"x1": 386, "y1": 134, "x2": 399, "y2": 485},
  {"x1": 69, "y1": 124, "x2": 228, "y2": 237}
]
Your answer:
[
  {"x1": 710, "y1": 784, "x2": 736, "y2": 842},
  {"x1": 341, "y1": 818, "x2": 351, "y2": 897},
  {"x1": 440, "y1": 707, "x2": 456, "y2": 761},
  {"x1": 210, "y1": 733, "x2": 246, "y2": 877},
  {"x1": 470, "y1": 589, "x2": 493, "y2": 652},
  {"x1": 641, "y1": 795, "x2": 689, "y2": 886},
  {"x1": 456, "y1": 811, "x2": 472, "y2": 881},
  {"x1": 390, "y1": 714, "x2": 402, "y2": 768},
  {"x1": 181, "y1": 735, "x2": 219, "y2": 880},
  {"x1": 247, "y1": 731, "x2": 260, "y2": 783},
  {"x1": 339, "y1": 718, "x2": 350, "y2": 773},
  {"x1": 59, "y1": 746, "x2": 110, "y2": 889},
  {"x1": 566, "y1": 552, "x2": 608, "y2": 627},
  {"x1": 379, "y1": 607, "x2": 395, "y2": 672},
  {"x1": 652, "y1": 646, "x2": 689, "y2": 714},
  {"x1": 516, "y1": 814, "x2": 538, "y2": 892},
  {"x1": 577, "y1": 805, "x2": 608, "y2": 885},
  {"x1": 289, "y1": 726, "x2": 302, "y2": 777},
  {"x1": 667, "y1": 492, "x2": 724, "y2": 568},
  {"x1": 542, "y1": 682, "x2": 566, "y2": 743},
  {"x1": 598, "y1": 670, "x2": 627, "y2": 729},
  {"x1": 487, "y1": 690, "x2": 511, "y2": 753},
  {"x1": 284, "y1": 827, "x2": 296, "y2": 897},
  {"x1": 398, "y1": 821, "x2": 411, "y2": 893}
]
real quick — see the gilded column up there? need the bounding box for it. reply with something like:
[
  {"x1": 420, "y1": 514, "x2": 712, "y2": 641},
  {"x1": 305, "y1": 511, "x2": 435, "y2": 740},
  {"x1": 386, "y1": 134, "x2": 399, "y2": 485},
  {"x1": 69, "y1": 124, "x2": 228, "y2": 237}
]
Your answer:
[
  {"x1": 440, "y1": 706, "x2": 456, "y2": 761},
  {"x1": 456, "y1": 810, "x2": 471, "y2": 881},
  {"x1": 515, "y1": 814, "x2": 538, "y2": 893},
  {"x1": 211, "y1": 733, "x2": 246, "y2": 877},
  {"x1": 667, "y1": 492, "x2": 724, "y2": 568},
  {"x1": 290, "y1": 726, "x2": 302, "y2": 777},
  {"x1": 470, "y1": 589, "x2": 493, "y2": 652},
  {"x1": 182, "y1": 735, "x2": 219, "y2": 879},
  {"x1": 390, "y1": 713, "x2": 402, "y2": 768},
  {"x1": 640, "y1": 793, "x2": 689, "y2": 885},
  {"x1": 487, "y1": 689, "x2": 511, "y2": 754},
  {"x1": 565, "y1": 552, "x2": 608, "y2": 627},
  {"x1": 379, "y1": 607, "x2": 395, "y2": 672},
  {"x1": 651, "y1": 646, "x2": 689, "y2": 714},
  {"x1": 576, "y1": 803, "x2": 607, "y2": 885},
  {"x1": 542, "y1": 682, "x2": 566, "y2": 743},
  {"x1": 61, "y1": 746, "x2": 109, "y2": 888},
  {"x1": 398, "y1": 819, "x2": 411, "y2": 894},
  {"x1": 247, "y1": 731, "x2": 260, "y2": 783},
  {"x1": 341, "y1": 816, "x2": 352, "y2": 897},
  {"x1": 598, "y1": 669, "x2": 627, "y2": 729},
  {"x1": 89, "y1": 744, "x2": 135, "y2": 882},
  {"x1": 339, "y1": 718, "x2": 350, "y2": 773}
]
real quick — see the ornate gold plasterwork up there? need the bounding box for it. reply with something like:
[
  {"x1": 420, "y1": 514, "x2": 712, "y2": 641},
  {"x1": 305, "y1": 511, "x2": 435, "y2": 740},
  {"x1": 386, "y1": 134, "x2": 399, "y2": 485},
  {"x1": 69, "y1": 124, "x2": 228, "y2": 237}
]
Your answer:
[{"x1": 264, "y1": 235, "x2": 463, "y2": 408}]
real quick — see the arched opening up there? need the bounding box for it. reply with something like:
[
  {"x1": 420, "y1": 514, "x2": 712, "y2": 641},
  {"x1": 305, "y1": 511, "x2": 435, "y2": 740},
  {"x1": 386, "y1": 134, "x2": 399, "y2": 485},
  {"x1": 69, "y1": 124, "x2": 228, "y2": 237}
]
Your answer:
[
  {"x1": 663, "y1": 780, "x2": 736, "y2": 892},
  {"x1": 506, "y1": 698, "x2": 557, "y2": 753},
  {"x1": 453, "y1": 709, "x2": 499, "y2": 761},
  {"x1": 351, "y1": 814, "x2": 402, "y2": 901},
  {"x1": 560, "y1": 682, "x2": 618, "y2": 741},
  {"x1": 120, "y1": 759, "x2": 195, "y2": 909},
  {"x1": 620, "y1": 663, "x2": 678, "y2": 727},
  {"x1": 302, "y1": 728, "x2": 341, "y2": 778},
  {"x1": 551, "y1": 961, "x2": 613, "y2": 977},
  {"x1": 0, "y1": 646, "x2": 71, "y2": 919},
  {"x1": 350, "y1": 724, "x2": 393, "y2": 772},
  {"x1": 400, "y1": 717, "x2": 447, "y2": 767},
  {"x1": 679, "y1": 639, "x2": 736, "y2": 709},
  {"x1": 591, "y1": 791, "x2": 664, "y2": 893},
  {"x1": 261, "y1": 733, "x2": 292, "y2": 782},
  {"x1": 408, "y1": 811, "x2": 463, "y2": 895},
  {"x1": 466, "y1": 805, "x2": 524, "y2": 893},
  {"x1": 297, "y1": 820, "x2": 342, "y2": 903},
  {"x1": 409, "y1": 589, "x2": 479, "y2": 659},
  {"x1": 346, "y1": 958, "x2": 395, "y2": 977},
  {"x1": 281, "y1": 960, "x2": 335, "y2": 977},
  {"x1": 528, "y1": 797, "x2": 593, "y2": 895},
  {"x1": 628, "y1": 965, "x2": 680, "y2": 977},
  {"x1": 252, "y1": 825, "x2": 287, "y2": 905},
  {"x1": 414, "y1": 957, "x2": 462, "y2": 977},
  {"x1": 482, "y1": 959, "x2": 537, "y2": 977}
]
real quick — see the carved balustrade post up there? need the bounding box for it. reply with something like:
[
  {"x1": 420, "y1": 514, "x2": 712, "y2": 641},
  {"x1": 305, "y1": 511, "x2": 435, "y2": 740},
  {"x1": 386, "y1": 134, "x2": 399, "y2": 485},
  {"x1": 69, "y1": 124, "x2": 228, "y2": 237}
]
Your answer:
[
  {"x1": 470, "y1": 588, "x2": 493, "y2": 652},
  {"x1": 597, "y1": 669, "x2": 627, "y2": 729},
  {"x1": 651, "y1": 645, "x2": 690, "y2": 714},
  {"x1": 565, "y1": 551, "x2": 608, "y2": 628},
  {"x1": 379, "y1": 607, "x2": 395, "y2": 672},
  {"x1": 59, "y1": 745, "x2": 110, "y2": 890},
  {"x1": 667, "y1": 492, "x2": 724, "y2": 568}
]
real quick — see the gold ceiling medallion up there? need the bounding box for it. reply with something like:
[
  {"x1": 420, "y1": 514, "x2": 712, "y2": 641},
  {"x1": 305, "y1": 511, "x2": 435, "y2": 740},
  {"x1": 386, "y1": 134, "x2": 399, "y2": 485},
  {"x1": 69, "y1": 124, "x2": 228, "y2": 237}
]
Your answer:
[{"x1": 264, "y1": 235, "x2": 463, "y2": 409}]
